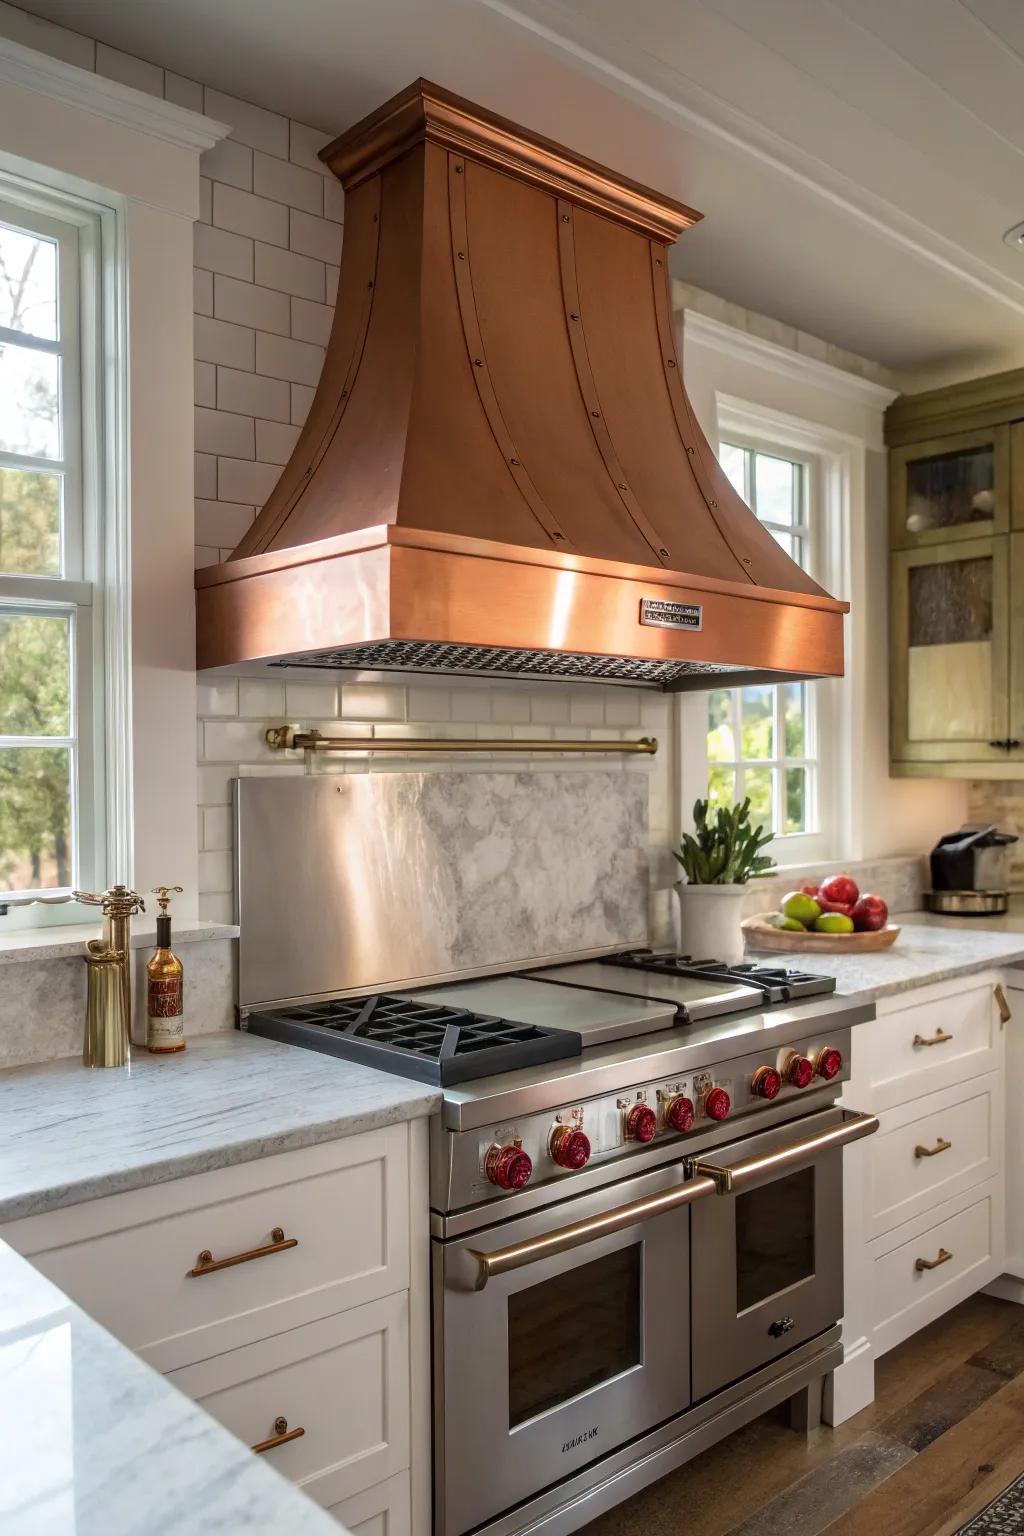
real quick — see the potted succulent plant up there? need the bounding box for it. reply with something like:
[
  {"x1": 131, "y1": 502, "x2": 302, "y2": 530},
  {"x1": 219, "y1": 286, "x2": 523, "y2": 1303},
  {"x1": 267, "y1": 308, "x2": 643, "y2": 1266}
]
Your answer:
[{"x1": 674, "y1": 797, "x2": 776, "y2": 964}]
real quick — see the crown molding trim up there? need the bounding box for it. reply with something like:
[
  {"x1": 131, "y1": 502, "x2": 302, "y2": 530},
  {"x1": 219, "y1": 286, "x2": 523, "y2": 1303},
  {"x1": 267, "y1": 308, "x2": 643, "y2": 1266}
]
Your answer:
[
  {"x1": 0, "y1": 36, "x2": 228, "y2": 152},
  {"x1": 681, "y1": 310, "x2": 899, "y2": 411}
]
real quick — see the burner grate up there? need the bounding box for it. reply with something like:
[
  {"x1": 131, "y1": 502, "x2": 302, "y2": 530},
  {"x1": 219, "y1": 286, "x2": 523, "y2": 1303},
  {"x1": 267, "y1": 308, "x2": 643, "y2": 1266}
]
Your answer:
[
  {"x1": 601, "y1": 949, "x2": 836, "y2": 1003},
  {"x1": 246, "y1": 993, "x2": 580, "y2": 1085}
]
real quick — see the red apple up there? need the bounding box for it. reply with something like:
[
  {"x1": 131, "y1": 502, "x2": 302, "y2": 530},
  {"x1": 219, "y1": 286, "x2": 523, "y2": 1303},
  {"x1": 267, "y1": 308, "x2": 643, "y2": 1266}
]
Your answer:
[
  {"x1": 852, "y1": 894, "x2": 888, "y2": 932},
  {"x1": 800, "y1": 882, "x2": 821, "y2": 898},
  {"x1": 819, "y1": 873, "x2": 860, "y2": 908},
  {"x1": 818, "y1": 899, "x2": 855, "y2": 918}
]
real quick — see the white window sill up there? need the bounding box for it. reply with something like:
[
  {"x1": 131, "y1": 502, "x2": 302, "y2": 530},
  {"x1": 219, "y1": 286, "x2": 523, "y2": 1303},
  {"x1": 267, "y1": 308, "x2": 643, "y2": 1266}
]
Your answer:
[{"x1": 0, "y1": 922, "x2": 239, "y2": 965}]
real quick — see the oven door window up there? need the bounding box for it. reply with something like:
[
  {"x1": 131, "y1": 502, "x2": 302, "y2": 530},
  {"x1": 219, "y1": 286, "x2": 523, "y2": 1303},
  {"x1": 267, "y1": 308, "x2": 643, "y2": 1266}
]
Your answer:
[
  {"x1": 507, "y1": 1244, "x2": 643, "y2": 1426},
  {"x1": 735, "y1": 1166, "x2": 816, "y2": 1313}
]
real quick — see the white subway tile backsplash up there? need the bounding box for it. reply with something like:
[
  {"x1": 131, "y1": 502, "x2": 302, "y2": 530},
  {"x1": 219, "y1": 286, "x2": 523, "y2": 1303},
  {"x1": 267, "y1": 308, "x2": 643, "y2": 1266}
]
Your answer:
[
  {"x1": 197, "y1": 678, "x2": 239, "y2": 716},
  {"x1": 199, "y1": 176, "x2": 212, "y2": 224},
  {"x1": 202, "y1": 805, "x2": 233, "y2": 851},
  {"x1": 96, "y1": 42, "x2": 162, "y2": 95},
  {"x1": 325, "y1": 263, "x2": 340, "y2": 305},
  {"x1": 254, "y1": 241, "x2": 325, "y2": 301},
  {"x1": 213, "y1": 182, "x2": 288, "y2": 247},
  {"x1": 285, "y1": 682, "x2": 338, "y2": 716},
  {"x1": 195, "y1": 405, "x2": 255, "y2": 459},
  {"x1": 291, "y1": 383, "x2": 316, "y2": 425},
  {"x1": 289, "y1": 208, "x2": 343, "y2": 264},
  {"x1": 256, "y1": 330, "x2": 324, "y2": 385},
  {"x1": 450, "y1": 689, "x2": 493, "y2": 723},
  {"x1": 194, "y1": 544, "x2": 220, "y2": 569},
  {"x1": 290, "y1": 296, "x2": 333, "y2": 346},
  {"x1": 199, "y1": 893, "x2": 235, "y2": 925},
  {"x1": 254, "y1": 151, "x2": 324, "y2": 214},
  {"x1": 193, "y1": 266, "x2": 213, "y2": 316},
  {"x1": 255, "y1": 418, "x2": 301, "y2": 464},
  {"x1": 199, "y1": 765, "x2": 235, "y2": 805},
  {"x1": 340, "y1": 685, "x2": 407, "y2": 722},
  {"x1": 569, "y1": 691, "x2": 605, "y2": 726},
  {"x1": 214, "y1": 272, "x2": 290, "y2": 335},
  {"x1": 204, "y1": 88, "x2": 289, "y2": 157},
  {"x1": 198, "y1": 849, "x2": 233, "y2": 894},
  {"x1": 201, "y1": 136, "x2": 253, "y2": 191},
  {"x1": 194, "y1": 313, "x2": 255, "y2": 370},
  {"x1": 290, "y1": 121, "x2": 332, "y2": 171},
  {"x1": 217, "y1": 457, "x2": 282, "y2": 505},
  {"x1": 217, "y1": 365, "x2": 290, "y2": 422},
  {"x1": 204, "y1": 719, "x2": 278, "y2": 762},
  {"x1": 238, "y1": 680, "x2": 286, "y2": 716},
  {"x1": 407, "y1": 688, "x2": 452, "y2": 722},
  {"x1": 491, "y1": 691, "x2": 531, "y2": 724},
  {"x1": 194, "y1": 452, "x2": 217, "y2": 499},
  {"x1": 165, "y1": 71, "x2": 203, "y2": 112},
  {"x1": 605, "y1": 690, "x2": 642, "y2": 726},
  {"x1": 194, "y1": 498, "x2": 255, "y2": 547},
  {"x1": 530, "y1": 690, "x2": 571, "y2": 725},
  {"x1": 195, "y1": 360, "x2": 216, "y2": 407},
  {"x1": 323, "y1": 175, "x2": 345, "y2": 225},
  {"x1": 0, "y1": 3, "x2": 95, "y2": 67},
  {"x1": 194, "y1": 222, "x2": 254, "y2": 282}
]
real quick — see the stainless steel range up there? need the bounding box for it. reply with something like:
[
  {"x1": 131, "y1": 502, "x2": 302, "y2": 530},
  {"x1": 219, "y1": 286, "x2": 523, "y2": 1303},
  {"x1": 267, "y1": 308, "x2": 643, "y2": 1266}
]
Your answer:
[{"x1": 234, "y1": 776, "x2": 878, "y2": 1536}]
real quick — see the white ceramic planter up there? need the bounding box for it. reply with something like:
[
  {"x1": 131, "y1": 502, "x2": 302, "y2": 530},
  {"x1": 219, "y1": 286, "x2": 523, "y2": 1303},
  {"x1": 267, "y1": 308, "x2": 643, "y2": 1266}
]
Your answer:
[{"x1": 675, "y1": 882, "x2": 748, "y2": 964}]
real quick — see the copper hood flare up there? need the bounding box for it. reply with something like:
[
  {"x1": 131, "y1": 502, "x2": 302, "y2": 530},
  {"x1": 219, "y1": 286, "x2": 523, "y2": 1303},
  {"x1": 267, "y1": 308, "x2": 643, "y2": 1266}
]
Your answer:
[{"x1": 195, "y1": 80, "x2": 847, "y2": 689}]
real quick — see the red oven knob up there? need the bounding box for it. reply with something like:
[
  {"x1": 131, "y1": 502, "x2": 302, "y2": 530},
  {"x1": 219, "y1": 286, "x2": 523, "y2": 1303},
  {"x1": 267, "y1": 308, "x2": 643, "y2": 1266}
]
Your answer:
[
  {"x1": 703, "y1": 1086, "x2": 731, "y2": 1121},
  {"x1": 785, "y1": 1053, "x2": 815, "y2": 1089},
  {"x1": 549, "y1": 1125, "x2": 591, "y2": 1169},
  {"x1": 751, "y1": 1066, "x2": 782, "y2": 1100},
  {"x1": 485, "y1": 1143, "x2": 533, "y2": 1190},
  {"x1": 664, "y1": 1095, "x2": 695, "y2": 1134},
  {"x1": 625, "y1": 1103, "x2": 658, "y2": 1143},
  {"x1": 815, "y1": 1046, "x2": 843, "y2": 1081}
]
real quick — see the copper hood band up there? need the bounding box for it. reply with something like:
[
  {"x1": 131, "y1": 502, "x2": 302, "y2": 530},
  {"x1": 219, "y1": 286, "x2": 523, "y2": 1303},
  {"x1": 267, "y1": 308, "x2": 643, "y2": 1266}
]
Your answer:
[{"x1": 195, "y1": 80, "x2": 847, "y2": 689}]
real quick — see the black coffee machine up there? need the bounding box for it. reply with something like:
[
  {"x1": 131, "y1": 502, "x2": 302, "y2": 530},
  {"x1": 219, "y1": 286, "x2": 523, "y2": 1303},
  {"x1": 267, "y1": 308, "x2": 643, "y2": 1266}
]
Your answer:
[{"x1": 926, "y1": 825, "x2": 1018, "y2": 915}]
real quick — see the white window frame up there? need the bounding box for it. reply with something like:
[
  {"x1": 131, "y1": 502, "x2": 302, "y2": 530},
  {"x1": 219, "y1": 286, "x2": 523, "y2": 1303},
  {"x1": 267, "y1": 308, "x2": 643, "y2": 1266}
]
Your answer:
[
  {"x1": 680, "y1": 397, "x2": 854, "y2": 868},
  {"x1": 0, "y1": 173, "x2": 127, "y2": 926}
]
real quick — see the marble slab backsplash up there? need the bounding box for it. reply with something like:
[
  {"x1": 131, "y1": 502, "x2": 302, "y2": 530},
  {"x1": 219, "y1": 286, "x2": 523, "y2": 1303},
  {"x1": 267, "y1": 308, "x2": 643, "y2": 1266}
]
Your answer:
[
  {"x1": 0, "y1": 939, "x2": 236, "y2": 1072},
  {"x1": 737, "y1": 855, "x2": 928, "y2": 922}
]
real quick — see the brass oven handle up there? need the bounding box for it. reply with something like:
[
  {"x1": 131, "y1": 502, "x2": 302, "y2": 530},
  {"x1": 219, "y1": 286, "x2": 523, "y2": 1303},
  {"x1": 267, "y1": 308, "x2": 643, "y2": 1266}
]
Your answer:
[
  {"x1": 913, "y1": 1029, "x2": 953, "y2": 1047},
  {"x1": 693, "y1": 1110, "x2": 879, "y2": 1195},
  {"x1": 914, "y1": 1137, "x2": 952, "y2": 1159},
  {"x1": 915, "y1": 1247, "x2": 953, "y2": 1272},
  {"x1": 251, "y1": 1416, "x2": 305, "y2": 1454},
  {"x1": 995, "y1": 984, "x2": 1012, "y2": 1026},
  {"x1": 190, "y1": 1227, "x2": 297, "y2": 1277},
  {"x1": 467, "y1": 1174, "x2": 718, "y2": 1291}
]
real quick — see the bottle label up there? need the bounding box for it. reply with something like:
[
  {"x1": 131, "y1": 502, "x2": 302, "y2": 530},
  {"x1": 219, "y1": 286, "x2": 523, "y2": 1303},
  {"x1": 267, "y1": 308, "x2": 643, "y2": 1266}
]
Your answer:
[{"x1": 148, "y1": 977, "x2": 183, "y2": 1019}]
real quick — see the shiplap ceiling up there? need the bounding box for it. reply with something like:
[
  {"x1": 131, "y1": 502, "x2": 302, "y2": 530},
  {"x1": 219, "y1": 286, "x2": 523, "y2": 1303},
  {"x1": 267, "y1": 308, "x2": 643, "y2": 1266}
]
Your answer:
[{"x1": 17, "y1": 0, "x2": 1024, "y2": 385}]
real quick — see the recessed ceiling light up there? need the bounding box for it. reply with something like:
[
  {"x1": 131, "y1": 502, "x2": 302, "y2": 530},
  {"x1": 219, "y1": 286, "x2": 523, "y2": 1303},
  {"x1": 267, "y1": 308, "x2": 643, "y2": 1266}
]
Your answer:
[{"x1": 1004, "y1": 220, "x2": 1024, "y2": 249}]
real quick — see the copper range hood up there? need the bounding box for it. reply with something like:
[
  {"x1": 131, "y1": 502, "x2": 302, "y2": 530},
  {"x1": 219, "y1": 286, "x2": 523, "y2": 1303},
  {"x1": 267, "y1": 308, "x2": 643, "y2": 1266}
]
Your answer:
[{"x1": 195, "y1": 80, "x2": 847, "y2": 690}]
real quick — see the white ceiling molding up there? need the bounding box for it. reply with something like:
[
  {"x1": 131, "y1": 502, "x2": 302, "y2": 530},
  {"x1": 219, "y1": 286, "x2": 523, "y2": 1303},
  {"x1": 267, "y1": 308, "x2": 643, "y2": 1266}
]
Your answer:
[
  {"x1": 0, "y1": 35, "x2": 227, "y2": 151},
  {"x1": 474, "y1": 0, "x2": 1024, "y2": 322},
  {"x1": 681, "y1": 310, "x2": 899, "y2": 411}
]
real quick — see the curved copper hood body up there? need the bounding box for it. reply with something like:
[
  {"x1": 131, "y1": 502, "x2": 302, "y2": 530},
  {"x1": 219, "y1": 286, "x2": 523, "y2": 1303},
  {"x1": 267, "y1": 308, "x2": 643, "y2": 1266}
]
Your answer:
[{"x1": 195, "y1": 80, "x2": 847, "y2": 688}]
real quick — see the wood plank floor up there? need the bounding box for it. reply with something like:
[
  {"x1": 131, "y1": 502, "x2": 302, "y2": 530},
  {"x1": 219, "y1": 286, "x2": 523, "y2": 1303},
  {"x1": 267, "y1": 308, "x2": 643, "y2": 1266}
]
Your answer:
[{"x1": 577, "y1": 1295, "x2": 1024, "y2": 1536}]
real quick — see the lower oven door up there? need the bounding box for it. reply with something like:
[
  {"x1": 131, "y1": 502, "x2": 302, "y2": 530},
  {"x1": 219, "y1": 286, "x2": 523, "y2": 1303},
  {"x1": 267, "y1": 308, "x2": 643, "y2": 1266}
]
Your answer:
[
  {"x1": 435, "y1": 1162, "x2": 716, "y2": 1536},
  {"x1": 690, "y1": 1107, "x2": 878, "y2": 1402}
]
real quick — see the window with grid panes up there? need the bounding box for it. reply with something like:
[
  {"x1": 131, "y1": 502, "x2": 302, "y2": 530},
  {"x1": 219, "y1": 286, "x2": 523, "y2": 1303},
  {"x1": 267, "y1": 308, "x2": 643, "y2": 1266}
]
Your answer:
[
  {"x1": 0, "y1": 192, "x2": 99, "y2": 901},
  {"x1": 707, "y1": 444, "x2": 819, "y2": 840}
]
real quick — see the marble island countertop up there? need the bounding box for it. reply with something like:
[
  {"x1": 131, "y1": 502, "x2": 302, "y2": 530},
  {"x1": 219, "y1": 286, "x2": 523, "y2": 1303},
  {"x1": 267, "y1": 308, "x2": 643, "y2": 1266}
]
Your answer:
[
  {"x1": 0, "y1": 1030, "x2": 440, "y2": 1224},
  {"x1": 746, "y1": 914, "x2": 1024, "y2": 1000},
  {"x1": 0, "y1": 1236, "x2": 341, "y2": 1536}
]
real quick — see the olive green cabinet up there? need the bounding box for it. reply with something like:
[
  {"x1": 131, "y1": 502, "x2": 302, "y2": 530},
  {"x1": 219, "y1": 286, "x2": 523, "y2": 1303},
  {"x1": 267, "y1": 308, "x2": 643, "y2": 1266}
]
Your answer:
[{"x1": 887, "y1": 377, "x2": 1024, "y2": 776}]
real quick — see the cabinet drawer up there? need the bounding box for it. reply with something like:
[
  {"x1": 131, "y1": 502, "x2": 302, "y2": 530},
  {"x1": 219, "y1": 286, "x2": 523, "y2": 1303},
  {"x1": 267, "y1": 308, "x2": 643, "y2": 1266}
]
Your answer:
[
  {"x1": 868, "y1": 1077, "x2": 999, "y2": 1239},
  {"x1": 325, "y1": 1471, "x2": 411, "y2": 1536},
  {"x1": 860, "y1": 982, "x2": 1000, "y2": 1109},
  {"x1": 870, "y1": 1184, "x2": 1001, "y2": 1358},
  {"x1": 3, "y1": 1127, "x2": 409, "y2": 1372},
  {"x1": 169, "y1": 1292, "x2": 410, "y2": 1507}
]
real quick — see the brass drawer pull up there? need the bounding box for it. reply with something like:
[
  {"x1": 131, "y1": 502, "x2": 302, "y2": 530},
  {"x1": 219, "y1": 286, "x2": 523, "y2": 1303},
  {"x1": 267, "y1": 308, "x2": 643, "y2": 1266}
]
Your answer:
[
  {"x1": 995, "y1": 984, "x2": 1012, "y2": 1025},
  {"x1": 915, "y1": 1247, "x2": 953, "y2": 1272},
  {"x1": 251, "y1": 1416, "x2": 305, "y2": 1454},
  {"x1": 913, "y1": 1029, "x2": 953, "y2": 1047},
  {"x1": 190, "y1": 1226, "x2": 297, "y2": 1277},
  {"x1": 914, "y1": 1137, "x2": 952, "y2": 1159}
]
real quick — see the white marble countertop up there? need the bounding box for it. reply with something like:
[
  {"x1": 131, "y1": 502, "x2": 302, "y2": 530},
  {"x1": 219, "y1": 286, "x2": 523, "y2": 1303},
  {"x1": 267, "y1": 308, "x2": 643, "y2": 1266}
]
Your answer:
[
  {"x1": 0, "y1": 1236, "x2": 341, "y2": 1536},
  {"x1": 0, "y1": 1031, "x2": 439, "y2": 1223},
  {"x1": 746, "y1": 914, "x2": 1024, "y2": 1000},
  {"x1": 0, "y1": 920, "x2": 238, "y2": 964}
]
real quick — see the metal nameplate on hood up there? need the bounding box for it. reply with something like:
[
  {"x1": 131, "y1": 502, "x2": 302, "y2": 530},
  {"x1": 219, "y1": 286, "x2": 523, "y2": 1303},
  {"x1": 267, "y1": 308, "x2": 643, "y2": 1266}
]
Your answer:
[{"x1": 639, "y1": 598, "x2": 703, "y2": 631}]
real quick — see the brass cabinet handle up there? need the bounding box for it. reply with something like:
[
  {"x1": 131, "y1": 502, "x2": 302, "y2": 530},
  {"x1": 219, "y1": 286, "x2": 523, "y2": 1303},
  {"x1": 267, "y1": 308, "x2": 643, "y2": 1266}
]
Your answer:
[
  {"x1": 915, "y1": 1247, "x2": 953, "y2": 1272},
  {"x1": 251, "y1": 1416, "x2": 305, "y2": 1454},
  {"x1": 913, "y1": 1029, "x2": 953, "y2": 1047},
  {"x1": 995, "y1": 984, "x2": 1012, "y2": 1026},
  {"x1": 914, "y1": 1137, "x2": 952, "y2": 1159},
  {"x1": 190, "y1": 1226, "x2": 297, "y2": 1277}
]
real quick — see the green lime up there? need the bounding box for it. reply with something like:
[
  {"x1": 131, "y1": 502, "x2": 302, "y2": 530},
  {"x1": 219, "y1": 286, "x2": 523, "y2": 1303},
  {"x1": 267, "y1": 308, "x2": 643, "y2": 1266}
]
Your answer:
[
  {"x1": 771, "y1": 915, "x2": 806, "y2": 931},
  {"x1": 813, "y1": 912, "x2": 854, "y2": 934},
  {"x1": 781, "y1": 891, "x2": 821, "y2": 925}
]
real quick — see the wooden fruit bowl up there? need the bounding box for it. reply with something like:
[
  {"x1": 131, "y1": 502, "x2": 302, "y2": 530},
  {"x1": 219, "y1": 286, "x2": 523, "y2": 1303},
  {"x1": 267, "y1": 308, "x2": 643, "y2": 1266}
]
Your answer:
[{"x1": 742, "y1": 914, "x2": 901, "y2": 954}]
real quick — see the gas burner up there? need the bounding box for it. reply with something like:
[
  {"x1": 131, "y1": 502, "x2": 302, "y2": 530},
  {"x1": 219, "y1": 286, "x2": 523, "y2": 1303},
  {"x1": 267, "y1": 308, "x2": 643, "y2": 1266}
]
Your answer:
[
  {"x1": 600, "y1": 950, "x2": 836, "y2": 1004},
  {"x1": 249, "y1": 994, "x2": 580, "y2": 1086}
]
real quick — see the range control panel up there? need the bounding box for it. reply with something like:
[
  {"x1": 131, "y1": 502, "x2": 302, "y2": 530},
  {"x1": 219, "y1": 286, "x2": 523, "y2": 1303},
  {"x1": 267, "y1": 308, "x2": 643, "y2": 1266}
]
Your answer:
[{"x1": 446, "y1": 1032, "x2": 851, "y2": 1207}]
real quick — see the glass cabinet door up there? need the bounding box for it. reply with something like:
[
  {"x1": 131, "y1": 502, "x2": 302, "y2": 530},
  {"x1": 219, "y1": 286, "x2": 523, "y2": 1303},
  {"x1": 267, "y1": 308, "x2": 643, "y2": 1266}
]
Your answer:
[
  {"x1": 891, "y1": 536, "x2": 1009, "y2": 765},
  {"x1": 890, "y1": 426, "x2": 1008, "y2": 549}
]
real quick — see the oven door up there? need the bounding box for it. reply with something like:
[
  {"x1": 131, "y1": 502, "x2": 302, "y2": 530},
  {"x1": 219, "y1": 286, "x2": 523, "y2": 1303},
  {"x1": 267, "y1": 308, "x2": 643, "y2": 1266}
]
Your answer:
[
  {"x1": 435, "y1": 1162, "x2": 716, "y2": 1536},
  {"x1": 690, "y1": 1107, "x2": 877, "y2": 1402}
]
